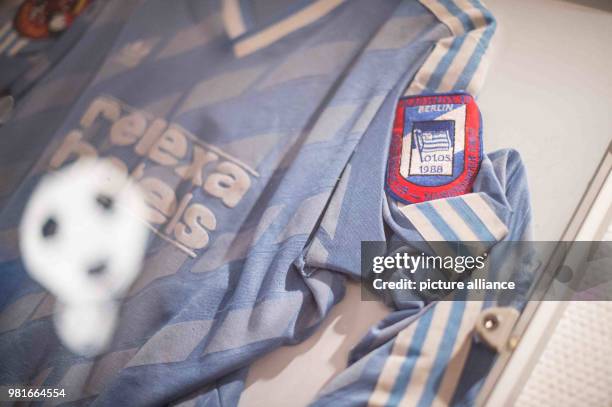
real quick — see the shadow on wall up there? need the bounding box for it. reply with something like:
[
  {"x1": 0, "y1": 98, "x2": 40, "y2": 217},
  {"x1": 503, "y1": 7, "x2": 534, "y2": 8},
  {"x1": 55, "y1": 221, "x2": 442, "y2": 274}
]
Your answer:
[{"x1": 556, "y1": 0, "x2": 612, "y2": 12}]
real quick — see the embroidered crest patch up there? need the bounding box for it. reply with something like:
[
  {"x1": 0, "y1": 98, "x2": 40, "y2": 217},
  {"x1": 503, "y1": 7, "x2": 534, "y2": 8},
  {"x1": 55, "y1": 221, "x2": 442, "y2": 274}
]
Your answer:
[
  {"x1": 14, "y1": 0, "x2": 91, "y2": 39},
  {"x1": 386, "y1": 93, "x2": 482, "y2": 204}
]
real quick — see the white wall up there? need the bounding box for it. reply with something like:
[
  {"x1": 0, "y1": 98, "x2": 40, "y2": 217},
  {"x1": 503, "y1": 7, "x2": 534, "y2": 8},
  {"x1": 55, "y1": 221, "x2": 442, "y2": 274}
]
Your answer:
[{"x1": 480, "y1": 0, "x2": 612, "y2": 240}]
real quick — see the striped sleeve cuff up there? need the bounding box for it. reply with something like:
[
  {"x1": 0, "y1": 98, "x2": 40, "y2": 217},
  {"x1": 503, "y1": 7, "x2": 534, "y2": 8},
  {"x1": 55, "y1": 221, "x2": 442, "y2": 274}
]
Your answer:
[{"x1": 397, "y1": 192, "x2": 509, "y2": 254}]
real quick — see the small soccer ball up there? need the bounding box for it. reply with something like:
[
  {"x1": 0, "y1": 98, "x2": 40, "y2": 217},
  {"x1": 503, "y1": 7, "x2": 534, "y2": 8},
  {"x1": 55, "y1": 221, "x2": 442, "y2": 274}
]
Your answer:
[
  {"x1": 19, "y1": 159, "x2": 149, "y2": 355},
  {"x1": 20, "y1": 159, "x2": 149, "y2": 304}
]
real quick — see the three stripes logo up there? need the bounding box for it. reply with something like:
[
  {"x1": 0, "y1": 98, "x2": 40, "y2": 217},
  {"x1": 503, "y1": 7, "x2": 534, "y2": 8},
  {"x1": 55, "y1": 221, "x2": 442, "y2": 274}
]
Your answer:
[{"x1": 0, "y1": 22, "x2": 29, "y2": 58}]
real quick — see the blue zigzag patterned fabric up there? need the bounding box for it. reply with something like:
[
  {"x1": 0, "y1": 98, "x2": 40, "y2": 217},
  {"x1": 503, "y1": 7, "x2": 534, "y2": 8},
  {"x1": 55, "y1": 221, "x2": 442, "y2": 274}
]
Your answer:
[{"x1": 0, "y1": 0, "x2": 520, "y2": 406}]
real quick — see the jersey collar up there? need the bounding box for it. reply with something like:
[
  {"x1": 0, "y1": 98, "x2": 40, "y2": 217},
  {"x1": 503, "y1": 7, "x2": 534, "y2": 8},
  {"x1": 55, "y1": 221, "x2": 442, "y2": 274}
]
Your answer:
[{"x1": 222, "y1": 0, "x2": 346, "y2": 57}]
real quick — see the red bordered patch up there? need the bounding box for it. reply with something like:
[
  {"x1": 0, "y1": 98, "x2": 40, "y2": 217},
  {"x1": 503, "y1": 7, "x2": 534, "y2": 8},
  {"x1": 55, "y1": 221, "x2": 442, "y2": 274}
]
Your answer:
[
  {"x1": 385, "y1": 93, "x2": 483, "y2": 204},
  {"x1": 14, "y1": 0, "x2": 91, "y2": 39}
]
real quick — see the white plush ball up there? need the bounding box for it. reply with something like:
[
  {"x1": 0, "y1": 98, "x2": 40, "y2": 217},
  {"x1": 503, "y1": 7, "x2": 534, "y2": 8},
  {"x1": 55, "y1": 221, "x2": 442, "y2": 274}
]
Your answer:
[
  {"x1": 20, "y1": 159, "x2": 149, "y2": 305},
  {"x1": 54, "y1": 302, "x2": 119, "y2": 357}
]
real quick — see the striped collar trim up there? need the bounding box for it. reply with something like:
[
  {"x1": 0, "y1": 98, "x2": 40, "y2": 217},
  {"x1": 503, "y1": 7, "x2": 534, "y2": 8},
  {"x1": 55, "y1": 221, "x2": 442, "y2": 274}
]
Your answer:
[
  {"x1": 222, "y1": 0, "x2": 346, "y2": 57},
  {"x1": 404, "y1": 0, "x2": 497, "y2": 97}
]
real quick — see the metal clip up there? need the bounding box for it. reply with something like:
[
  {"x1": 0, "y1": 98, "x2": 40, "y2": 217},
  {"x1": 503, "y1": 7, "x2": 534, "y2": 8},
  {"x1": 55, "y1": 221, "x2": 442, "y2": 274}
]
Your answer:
[{"x1": 475, "y1": 307, "x2": 520, "y2": 353}]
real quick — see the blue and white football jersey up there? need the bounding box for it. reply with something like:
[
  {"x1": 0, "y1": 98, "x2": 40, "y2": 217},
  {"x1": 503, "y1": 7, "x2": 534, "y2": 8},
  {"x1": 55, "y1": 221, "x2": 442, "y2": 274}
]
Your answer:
[{"x1": 0, "y1": 0, "x2": 517, "y2": 406}]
